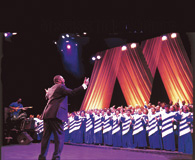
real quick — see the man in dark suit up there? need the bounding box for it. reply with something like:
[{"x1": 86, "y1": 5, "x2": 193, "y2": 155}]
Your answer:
[{"x1": 38, "y1": 75, "x2": 89, "y2": 160}]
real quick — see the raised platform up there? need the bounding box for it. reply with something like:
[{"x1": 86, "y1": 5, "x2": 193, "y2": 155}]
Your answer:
[{"x1": 1, "y1": 142, "x2": 193, "y2": 160}]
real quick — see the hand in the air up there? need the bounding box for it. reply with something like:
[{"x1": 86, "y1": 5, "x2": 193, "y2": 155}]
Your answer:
[
  {"x1": 45, "y1": 89, "x2": 48, "y2": 93},
  {"x1": 84, "y1": 77, "x2": 90, "y2": 86}
]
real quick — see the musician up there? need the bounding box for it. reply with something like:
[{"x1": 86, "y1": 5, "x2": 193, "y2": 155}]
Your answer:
[{"x1": 9, "y1": 98, "x2": 24, "y2": 119}]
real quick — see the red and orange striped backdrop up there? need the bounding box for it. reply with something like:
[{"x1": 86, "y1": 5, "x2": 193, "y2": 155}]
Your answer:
[{"x1": 80, "y1": 33, "x2": 193, "y2": 111}]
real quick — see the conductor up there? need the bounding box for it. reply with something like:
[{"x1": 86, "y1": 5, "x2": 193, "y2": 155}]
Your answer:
[{"x1": 38, "y1": 75, "x2": 89, "y2": 160}]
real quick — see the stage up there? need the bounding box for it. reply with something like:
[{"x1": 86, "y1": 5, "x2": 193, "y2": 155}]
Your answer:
[{"x1": 1, "y1": 142, "x2": 192, "y2": 160}]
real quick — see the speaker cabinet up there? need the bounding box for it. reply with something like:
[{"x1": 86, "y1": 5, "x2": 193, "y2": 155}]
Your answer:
[
  {"x1": 21, "y1": 119, "x2": 35, "y2": 130},
  {"x1": 17, "y1": 132, "x2": 33, "y2": 145}
]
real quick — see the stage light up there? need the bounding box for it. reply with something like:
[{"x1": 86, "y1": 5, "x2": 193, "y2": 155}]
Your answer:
[
  {"x1": 12, "y1": 32, "x2": 17, "y2": 35},
  {"x1": 121, "y1": 46, "x2": 127, "y2": 51},
  {"x1": 83, "y1": 32, "x2": 87, "y2": 35},
  {"x1": 162, "y1": 35, "x2": 167, "y2": 41},
  {"x1": 66, "y1": 40, "x2": 69, "y2": 43},
  {"x1": 66, "y1": 34, "x2": 69, "y2": 37},
  {"x1": 75, "y1": 44, "x2": 78, "y2": 46},
  {"x1": 67, "y1": 44, "x2": 71, "y2": 49},
  {"x1": 97, "y1": 55, "x2": 101, "y2": 59},
  {"x1": 54, "y1": 41, "x2": 57, "y2": 44},
  {"x1": 92, "y1": 57, "x2": 96, "y2": 61},
  {"x1": 77, "y1": 34, "x2": 80, "y2": 37},
  {"x1": 131, "y1": 43, "x2": 136, "y2": 48},
  {"x1": 62, "y1": 35, "x2": 65, "y2": 39},
  {"x1": 4, "y1": 33, "x2": 8, "y2": 37},
  {"x1": 171, "y1": 33, "x2": 177, "y2": 38},
  {"x1": 61, "y1": 49, "x2": 63, "y2": 51}
]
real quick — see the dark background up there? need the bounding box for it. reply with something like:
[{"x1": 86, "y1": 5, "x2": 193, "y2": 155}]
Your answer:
[
  {"x1": 1, "y1": 31, "x2": 192, "y2": 116},
  {"x1": 0, "y1": 1, "x2": 194, "y2": 117}
]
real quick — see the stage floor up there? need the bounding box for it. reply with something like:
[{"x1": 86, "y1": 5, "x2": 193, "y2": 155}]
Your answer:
[{"x1": 1, "y1": 142, "x2": 193, "y2": 160}]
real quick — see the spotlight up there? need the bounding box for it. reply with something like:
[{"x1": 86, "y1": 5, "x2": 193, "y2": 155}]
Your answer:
[
  {"x1": 67, "y1": 44, "x2": 71, "y2": 49},
  {"x1": 54, "y1": 41, "x2": 57, "y2": 44},
  {"x1": 4, "y1": 33, "x2": 8, "y2": 37},
  {"x1": 4, "y1": 32, "x2": 11, "y2": 38},
  {"x1": 92, "y1": 57, "x2": 96, "y2": 61},
  {"x1": 66, "y1": 34, "x2": 69, "y2": 37},
  {"x1": 12, "y1": 32, "x2": 17, "y2": 35},
  {"x1": 77, "y1": 34, "x2": 80, "y2": 37},
  {"x1": 162, "y1": 35, "x2": 167, "y2": 41},
  {"x1": 66, "y1": 40, "x2": 69, "y2": 43},
  {"x1": 83, "y1": 32, "x2": 87, "y2": 35},
  {"x1": 62, "y1": 35, "x2": 65, "y2": 39},
  {"x1": 97, "y1": 55, "x2": 101, "y2": 59},
  {"x1": 75, "y1": 44, "x2": 78, "y2": 46},
  {"x1": 131, "y1": 43, "x2": 136, "y2": 48},
  {"x1": 171, "y1": 33, "x2": 177, "y2": 38},
  {"x1": 61, "y1": 49, "x2": 63, "y2": 52},
  {"x1": 121, "y1": 46, "x2": 127, "y2": 51}
]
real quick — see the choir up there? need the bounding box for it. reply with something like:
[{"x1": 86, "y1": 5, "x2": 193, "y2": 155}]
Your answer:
[{"x1": 34, "y1": 101, "x2": 193, "y2": 154}]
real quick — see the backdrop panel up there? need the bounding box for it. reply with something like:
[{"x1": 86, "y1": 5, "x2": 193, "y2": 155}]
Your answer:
[
  {"x1": 80, "y1": 47, "x2": 122, "y2": 111},
  {"x1": 158, "y1": 33, "x2": 193, "y2": 104},
  {"x1": 117, "y1": 43, "x2": 153, "y2": 107},
  {"x1": 141, "y1": 33, "x2": 193, "y2": 104}
]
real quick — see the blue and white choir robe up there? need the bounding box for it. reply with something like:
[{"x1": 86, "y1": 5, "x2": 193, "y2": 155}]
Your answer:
[
  {"x1": 73, "y1": 115, "x2": 82, "y2": 143},
  {"x1": 102, "y1": 114, "x2": 113, "y2": 146},
  {"x1": 94, "y1": 115, "x2": 103, "y2": 144},
  {"x1": 155, "y1": 110, "x2": 163, "y2": 144},
  {"x1": 143, "y1": 114, "x2": 149, "y2": 147},
  {"x1": 121, "y1": 114, "x2": 134, "y2": 148},
  {"x1": 171, "y1": 111, "x2": 179, "y2": 149},
  {"x1": 63, "y1": 121, "x2": 70, "y2": 143},
  {"x1": 160, "y1": 111, "x2": 176, "y2": 151},
  {"x1": 76, "y1": 115, "x2": 86, "y2": 143},
  {"x1": 175, "y1": 112, "x2": 193, "y2": 154},
  {"x1": 112, "y1": 115, "x2": 122, "y2": 147},
  {"x1": 69, "y1": 116, "x2": 76, "y2": 143},
  {"x1": 85, "y1": 113, "x2": 94, "y2": 144},
  {"x1": 34, "y1": 119, "x2": 44, "y2": 141},
  {"x1": 148, "y1": 113, "x2": 163, "y2": 149},
  {"x1": 190, "y1": 112, "x2": 193, "y2": 135},
  {"x1": 132, "y1": 114, "x2": 147, "y2": 148}
]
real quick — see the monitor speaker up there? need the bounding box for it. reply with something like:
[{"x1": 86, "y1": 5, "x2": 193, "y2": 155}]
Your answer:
[{"x1": 17, "y1": 132, "x2": 33, "y2": 145}]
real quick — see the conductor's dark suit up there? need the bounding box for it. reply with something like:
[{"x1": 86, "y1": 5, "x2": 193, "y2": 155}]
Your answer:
[{"x1": 38, "y1": 83, "x2": 85, "y2": 160}]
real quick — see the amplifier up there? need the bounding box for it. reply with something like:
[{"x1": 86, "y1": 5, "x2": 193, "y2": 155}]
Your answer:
[{"x1": 21, "y1": 119, "x2": 35, "y2": 130}]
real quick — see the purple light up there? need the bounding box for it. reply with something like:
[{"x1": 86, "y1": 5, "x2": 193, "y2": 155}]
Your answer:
[
  {"x1": 67, "y1": 44, "x2": 71, "y2": 49},
  {"x1": 4, "y1": 32, "x2": 12, "y2": 38}
]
